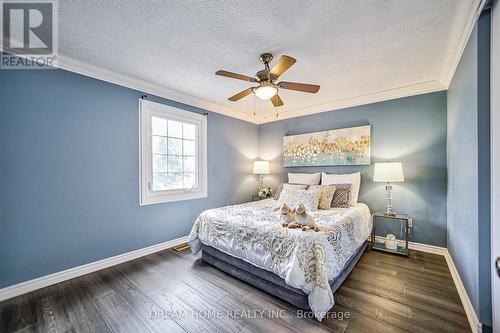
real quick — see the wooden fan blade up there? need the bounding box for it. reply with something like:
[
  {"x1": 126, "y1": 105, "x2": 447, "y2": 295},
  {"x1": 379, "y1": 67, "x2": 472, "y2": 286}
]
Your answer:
[
  {"x1": 269, "y1": 55, "x2": 296, "y2": 77},
  {"x1": 215, "y1": 70, "x2": 256, "y2": 82},
  {"x1": 277, "y1": 81, "x2": 320, "y2": 93},
  {"x1": 270, "y1": 94, "x2": 284, "y2": 107},
  {"x1": 228, "y1": 88, "x2": 253, "y2": 101}
]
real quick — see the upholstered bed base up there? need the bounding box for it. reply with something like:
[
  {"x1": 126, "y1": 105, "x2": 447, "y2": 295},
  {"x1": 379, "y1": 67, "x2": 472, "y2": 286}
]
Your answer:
[{"x1": 201, "y1": 241, "x2": 367, "y2": 309}]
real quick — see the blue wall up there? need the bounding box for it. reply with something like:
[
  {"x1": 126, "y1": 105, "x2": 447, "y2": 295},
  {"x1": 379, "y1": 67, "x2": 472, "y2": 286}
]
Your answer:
[
  {"x1": 447, "y1": 10, "x2": 492, "y2": 328},
  {"x1": 0, "y1": 68, "x2": 259, "y2": 288},
  {"x1": 259, "y1": 92, "x2": 448, "y2": 246},
  {"x1": 447, "y1": 21, "x2": 479, "y2": 319}
]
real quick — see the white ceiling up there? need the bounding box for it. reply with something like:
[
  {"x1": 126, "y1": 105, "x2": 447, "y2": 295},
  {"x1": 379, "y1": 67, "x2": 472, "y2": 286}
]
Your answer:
[{"x1": 56, "y1": 0, "x2": 482, "y2": 123}]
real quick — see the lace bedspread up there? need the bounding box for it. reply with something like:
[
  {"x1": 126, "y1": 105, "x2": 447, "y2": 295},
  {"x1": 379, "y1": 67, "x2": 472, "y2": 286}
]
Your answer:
[{"x1": 188, "y1": 199, "x2": 372, "y2": 321}]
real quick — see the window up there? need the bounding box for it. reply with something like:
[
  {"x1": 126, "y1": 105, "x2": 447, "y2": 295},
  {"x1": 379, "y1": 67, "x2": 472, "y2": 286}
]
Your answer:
[{"x1": 140, "y1": 99, "x2": 207, "y2": 205}]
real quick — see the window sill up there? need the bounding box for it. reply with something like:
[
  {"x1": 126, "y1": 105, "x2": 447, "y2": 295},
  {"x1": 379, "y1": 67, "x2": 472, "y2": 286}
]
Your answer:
[{"x1": 140, "y1": 189, "x2": 207, "y2": 206}]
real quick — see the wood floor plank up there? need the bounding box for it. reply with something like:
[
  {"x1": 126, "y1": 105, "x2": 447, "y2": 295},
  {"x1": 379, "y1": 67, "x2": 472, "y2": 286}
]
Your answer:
[
  {"x1": 92, "y1": 290, "x2": 149, "y2": 333},
  {"x1": 34, "y1": 293, "x2": 74, "y2": 332},
  {"x1": 176, "y1": 288, "x2": 247, "y2": 333},
  {"x1": 0, "y1": 293, "x2": 37, "y2": 332},
  {"x1": 342, "y1": 277, "x2": 468, "y2": 324},
  {"x1": 95, "y1": 267, "x2": 167, "y2": 329},
  {"x1": 147, "y1": 286, "x2": 213, "y2": 333},
  {"x1": 0, "y1": 248, "x2": 470, "y2": 333},
  {"x1": 241, "y1": 287, "x2": 343, "y2": 333},
  {"x1": 56, "y1": 279, "x2": 112, "y2": 332},
  {"x1": 377, "y1": 306, "x2": 470, "y2": 333},
  {"x1": 148, "y1": 317, "x2": 187, "y2": 333}
]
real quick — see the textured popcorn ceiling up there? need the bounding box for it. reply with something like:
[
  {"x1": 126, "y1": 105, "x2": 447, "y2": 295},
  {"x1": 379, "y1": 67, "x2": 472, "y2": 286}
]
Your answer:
[{"x1": 58, "y1": 0, "x2": 471, "y2": 118}]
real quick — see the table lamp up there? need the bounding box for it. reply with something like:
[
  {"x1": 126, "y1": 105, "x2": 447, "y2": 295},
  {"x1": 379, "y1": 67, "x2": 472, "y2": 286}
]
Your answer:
[
  {"x1": 373, "y1": 162, "x2": 404, "y2": 216},
  {"x1": 253, "y1": 160, "x2": 270, "y2": 192}
]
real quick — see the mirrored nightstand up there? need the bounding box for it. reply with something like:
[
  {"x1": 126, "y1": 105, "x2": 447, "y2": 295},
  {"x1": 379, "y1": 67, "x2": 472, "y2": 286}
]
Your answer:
[{"x1": 371, "y1": 212, "x2": 412, "y2": 257}]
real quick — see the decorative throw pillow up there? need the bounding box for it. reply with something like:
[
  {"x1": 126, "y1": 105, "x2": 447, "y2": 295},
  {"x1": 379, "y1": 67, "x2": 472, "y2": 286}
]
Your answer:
[
  {"x1": 330, "y1": 184, "x2": 352, "y2": 208},
  {"x1": 274, "y1": 183, "x2": 307, "y2": 200},
  {"x1": 277, "y1": 188, "x2": 321, "y2": 211},
  {"x1": 288, "y1": 172, "x2": 321, "y2": 185},
  {"x1": 308, "y1": 185, "x2": 337, "y2": 210},
  {"x1": 321, "y1": 172, "x2": 361, "y2": 205}
]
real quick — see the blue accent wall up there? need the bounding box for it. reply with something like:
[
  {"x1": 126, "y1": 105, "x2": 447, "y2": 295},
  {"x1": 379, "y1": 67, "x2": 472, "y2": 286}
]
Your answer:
[
  {"x1": 447, "y1": 10, "x2": 492, "y2": 328},
  {"x1": 0, "y1": 68, "x2": 259, "y2": 288},
  {"x1": 259, "y1": 92, "x2": 448, "y2": 246}
]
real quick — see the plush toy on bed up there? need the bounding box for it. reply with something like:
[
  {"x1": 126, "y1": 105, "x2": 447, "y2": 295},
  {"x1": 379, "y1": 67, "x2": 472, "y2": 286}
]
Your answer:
[
  {"x1": 293, "y1": 203, "x2": 320, "y2": 232},
  {"x1": 274, "y1": 203, "x2": 295, "y2": 227}
]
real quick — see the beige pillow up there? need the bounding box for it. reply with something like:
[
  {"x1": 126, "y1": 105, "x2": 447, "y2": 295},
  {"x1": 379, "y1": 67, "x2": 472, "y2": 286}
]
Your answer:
[{"x1": 309, "y1": 185, "x2": 337, "y2": 210}]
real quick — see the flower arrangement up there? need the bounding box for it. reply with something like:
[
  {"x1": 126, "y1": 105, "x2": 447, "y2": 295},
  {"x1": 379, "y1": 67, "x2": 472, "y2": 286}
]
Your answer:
[{"x1": 259, "y1": 187, "x2": 273, "y2": 197}]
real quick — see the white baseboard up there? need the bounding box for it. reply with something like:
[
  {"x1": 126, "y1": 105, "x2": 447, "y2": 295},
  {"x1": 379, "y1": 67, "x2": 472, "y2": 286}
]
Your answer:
[
  {"x1": 371, "y1": 236, "x2": 481, "y2": 333},
  {"x1": 0, "y1": 235, "x2": 189, "y2": 302},
  {"x1": 372, "y1": 236, "x2": 447, "y2": 255},
  {"x1": 444, "y1": 250, "x2": 482, "y2": 333}
]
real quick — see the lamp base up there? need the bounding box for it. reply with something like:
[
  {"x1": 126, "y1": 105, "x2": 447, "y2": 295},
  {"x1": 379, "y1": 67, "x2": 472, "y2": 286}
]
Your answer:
[
  {"x1": 384, "y1": 183, "x2": 396, "y2": 216},
  {"x1": 258, "y1": 175, "x2": 264, "y2": 192}
]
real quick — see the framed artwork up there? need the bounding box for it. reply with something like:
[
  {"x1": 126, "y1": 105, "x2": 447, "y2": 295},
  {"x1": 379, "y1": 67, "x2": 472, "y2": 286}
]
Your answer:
[{"x1": 283, "y1": 125, "x2": 371, "y2": 167}]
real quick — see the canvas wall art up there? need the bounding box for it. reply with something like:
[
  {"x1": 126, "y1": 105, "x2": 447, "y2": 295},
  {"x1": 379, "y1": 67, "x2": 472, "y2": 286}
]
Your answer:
[{"x1": 283, "y1": 125, "x2": 371, "y2": 167}]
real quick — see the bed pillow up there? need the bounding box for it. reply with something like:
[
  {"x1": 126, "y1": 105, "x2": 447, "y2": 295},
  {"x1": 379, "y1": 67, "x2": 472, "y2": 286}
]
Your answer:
[
  {"x1": 288, "y1": 172, "x2": 321, "y2": 185},
  {"x1": 274, "y1": 183, "x2": 307, "y2": 200},
  {"x1": 277, "y1": 188, "x2": 321, "y2": 211},
  {"x1": 321, "y1": 172, "x2": 361, "y2": 205},
  {"x1": 330, "y1": 184, "x2": 352, "y2": 208},
  {"x1": 308, "y1": 185, "x2": 336, "y2": 210}
]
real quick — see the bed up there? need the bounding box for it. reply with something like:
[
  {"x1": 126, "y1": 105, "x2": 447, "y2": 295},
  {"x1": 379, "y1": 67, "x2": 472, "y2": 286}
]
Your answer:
[{"x1": 188, "y1": 198, "x2": 372, "y2": 321}]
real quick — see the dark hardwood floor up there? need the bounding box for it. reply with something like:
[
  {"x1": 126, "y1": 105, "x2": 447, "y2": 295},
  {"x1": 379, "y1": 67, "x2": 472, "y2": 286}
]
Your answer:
[{"x1": 0, "y1": 247, "x2": 471, "y2": 333}]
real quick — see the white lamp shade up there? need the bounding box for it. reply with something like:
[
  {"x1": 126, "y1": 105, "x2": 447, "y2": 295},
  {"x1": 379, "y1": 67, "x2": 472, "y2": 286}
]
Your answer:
[
  {"x1": 253, "y1": 160, "x2": 270, "y2": 174},
  {"x1": 373, "y1": 162, "x2": 404, "y2": 182}
]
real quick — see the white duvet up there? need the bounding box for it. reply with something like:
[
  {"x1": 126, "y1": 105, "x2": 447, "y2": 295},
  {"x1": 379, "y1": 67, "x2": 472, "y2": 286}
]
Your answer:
[{"x1": 188, "y1": 199, "x2": 372, "y2": 321}]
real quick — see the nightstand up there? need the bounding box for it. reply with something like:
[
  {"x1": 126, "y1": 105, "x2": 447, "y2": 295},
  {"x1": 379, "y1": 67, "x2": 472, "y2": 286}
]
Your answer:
[
  {"x1": 252, "y1": 195, "x2": 268, "y2": 201},
  {"x1": 371, "y1": 212, "x2": 412, "y2": 256}
]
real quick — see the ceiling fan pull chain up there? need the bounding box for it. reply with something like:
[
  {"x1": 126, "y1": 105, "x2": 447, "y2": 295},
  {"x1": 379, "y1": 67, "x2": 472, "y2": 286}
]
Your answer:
[{"x1": 253, "y1": 94, "x2": 256, "y2": 116}]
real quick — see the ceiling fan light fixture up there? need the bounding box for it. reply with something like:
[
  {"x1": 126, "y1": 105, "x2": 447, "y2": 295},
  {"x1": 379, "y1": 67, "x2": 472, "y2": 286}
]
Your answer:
[
  {"x1": 216, "y1": 53, "x2": 319, "y2": 108},
  {"x1": 253, "y1": 83, "x2": 278, "y2": 100}
]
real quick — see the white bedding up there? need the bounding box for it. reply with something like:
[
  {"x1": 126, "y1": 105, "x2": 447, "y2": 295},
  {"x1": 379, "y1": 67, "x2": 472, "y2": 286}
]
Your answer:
[{"x1": 188, "y1": 199, "x2": 372, "y2": 321}]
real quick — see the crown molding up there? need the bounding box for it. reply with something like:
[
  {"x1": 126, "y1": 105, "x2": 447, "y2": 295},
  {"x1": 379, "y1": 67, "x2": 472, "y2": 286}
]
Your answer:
[
  {"x1": 1, "y1": 37, "x2": 258, "y2": 124},
  {"x1": 55, "y1": 55, "x2": 259, "y2": 124},
  {"x1": 50, "y1": 55, "x2": 449, "y2": 125},
  {"x1": 1, "y1": 0, "x2": 483, "y2": 124},
  {"x1": 439, "y1": 0, "x2": 486, "y2": 88},
  {"x1": 256, "y1": 79, "x2": 446, "y2": 124}
]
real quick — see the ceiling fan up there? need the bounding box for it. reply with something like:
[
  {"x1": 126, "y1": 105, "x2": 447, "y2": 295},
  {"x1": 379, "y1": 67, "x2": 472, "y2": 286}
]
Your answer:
[{"x1": 215, "y1": 53, "x2": 320, "y2": 107}]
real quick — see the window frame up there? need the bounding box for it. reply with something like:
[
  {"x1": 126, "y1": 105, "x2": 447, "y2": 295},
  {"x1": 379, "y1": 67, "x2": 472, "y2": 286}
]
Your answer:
[{"x1": 139, "y1": 99, "x2": 207, "y2": 205}]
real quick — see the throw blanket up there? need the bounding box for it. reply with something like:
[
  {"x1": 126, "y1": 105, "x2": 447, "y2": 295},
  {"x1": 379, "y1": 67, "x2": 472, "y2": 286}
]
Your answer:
[{"x1": 188, "y1": 199, "x2": 371, "y2": 321}]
